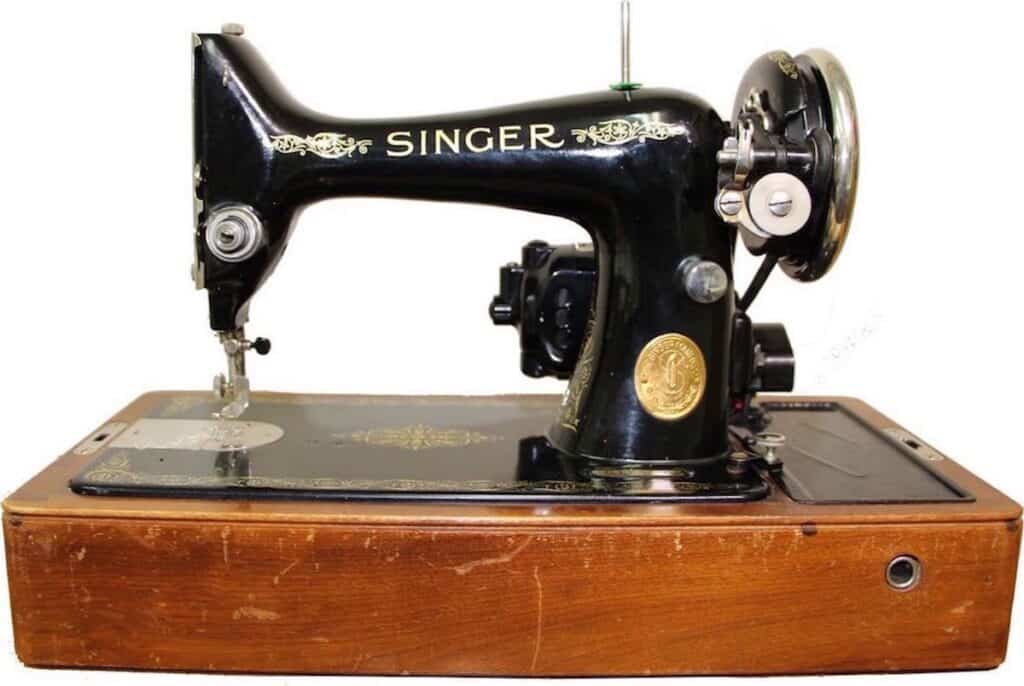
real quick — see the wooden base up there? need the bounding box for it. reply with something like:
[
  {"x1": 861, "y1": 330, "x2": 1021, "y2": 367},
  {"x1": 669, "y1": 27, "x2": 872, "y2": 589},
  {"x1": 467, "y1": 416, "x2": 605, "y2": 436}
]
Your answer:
[{"x1": 4, "y1": 393, "x2": 1021, "y2": 675}]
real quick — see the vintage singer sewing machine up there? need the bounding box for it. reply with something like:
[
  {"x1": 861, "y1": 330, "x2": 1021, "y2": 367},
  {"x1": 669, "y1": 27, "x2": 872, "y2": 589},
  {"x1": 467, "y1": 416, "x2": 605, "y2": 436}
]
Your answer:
[{"x1": 4, "y1": 5, "x2": 1020, "y2": 676}]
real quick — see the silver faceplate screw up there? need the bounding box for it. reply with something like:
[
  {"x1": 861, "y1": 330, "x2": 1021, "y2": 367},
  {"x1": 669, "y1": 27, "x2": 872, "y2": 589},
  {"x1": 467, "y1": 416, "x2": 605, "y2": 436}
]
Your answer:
[
  {"x1": 213, "y1": 373, "x2": 227, "y2": 398},
  {"x1": 718, "y1": 190, "x2": 744, "y2": 217},
  {"x1": 768, "y1": 190, "x2": 794, "y2": 217}
]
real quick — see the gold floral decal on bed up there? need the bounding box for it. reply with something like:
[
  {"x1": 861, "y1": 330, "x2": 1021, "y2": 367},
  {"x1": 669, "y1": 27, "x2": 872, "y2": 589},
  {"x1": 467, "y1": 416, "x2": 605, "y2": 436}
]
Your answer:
[
  {"x1": 80, "y1": 453, "x2": 589, "y2": 492},
  {"x1": 339, "y1": 424, "x2": 499, "y2": 451}
]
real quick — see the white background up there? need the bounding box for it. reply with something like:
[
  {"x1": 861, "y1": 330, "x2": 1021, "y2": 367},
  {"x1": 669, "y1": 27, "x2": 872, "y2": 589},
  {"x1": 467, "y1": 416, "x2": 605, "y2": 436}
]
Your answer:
[{"x1": 0, "y1": 0, "x2": 1021, "y2": 683}]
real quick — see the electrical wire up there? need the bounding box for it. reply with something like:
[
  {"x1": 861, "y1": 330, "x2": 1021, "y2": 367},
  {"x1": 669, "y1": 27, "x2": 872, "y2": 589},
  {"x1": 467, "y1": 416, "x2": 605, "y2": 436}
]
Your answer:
[{"x1": 738, "y1": 255, "x2": 778, "y2": 311}]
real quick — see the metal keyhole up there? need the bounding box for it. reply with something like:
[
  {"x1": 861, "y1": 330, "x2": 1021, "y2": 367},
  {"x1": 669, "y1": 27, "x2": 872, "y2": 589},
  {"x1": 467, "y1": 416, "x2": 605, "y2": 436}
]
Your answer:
[{"x1": 886, "y1": 555, "x2": 922, "y2": 591}]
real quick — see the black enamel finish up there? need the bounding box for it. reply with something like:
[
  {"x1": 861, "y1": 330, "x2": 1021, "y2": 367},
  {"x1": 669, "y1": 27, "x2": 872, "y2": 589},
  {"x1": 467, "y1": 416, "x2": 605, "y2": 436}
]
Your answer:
[
  {"x1": 70, "y1": 395, "x2": 767, "y2": 503},
  {"x1": 68, "y1": 395, "x2": 969, "y2": 506},
  {"x1": 489, "y1": 241, "x2": 596, "y2": 379},
  {"x1": 193, "y1": 35, "x2": 734, "y2": 465},
  {"x1": 761, "y1": 401, "x2": 972, "y2": 504},
  {"x1": 489, "y1": 242, "x2": 794, "y2": 407}
]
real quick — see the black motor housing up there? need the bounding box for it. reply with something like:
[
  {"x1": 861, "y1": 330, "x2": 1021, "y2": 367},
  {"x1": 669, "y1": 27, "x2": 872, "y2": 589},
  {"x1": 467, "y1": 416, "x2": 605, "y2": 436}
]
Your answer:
[
  {"x1": 490, "y1": 242, "x2": 794, "y2": 401},
  {"x1": 194, "y1": 33, "x2": 735, "y2": 466}
]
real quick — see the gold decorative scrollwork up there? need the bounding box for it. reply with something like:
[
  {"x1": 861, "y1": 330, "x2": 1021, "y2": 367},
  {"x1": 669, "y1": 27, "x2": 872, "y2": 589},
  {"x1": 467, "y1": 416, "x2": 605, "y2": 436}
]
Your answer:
[
  {"x1": 339, "y1": 424, "x2": 499, "y2": 451},
  {"x1": 271, "y1": 132, "x2": 372, "y2": 159},
  {"x1": 82, "y1": 452, "x2": 139, "y2": 483},
  {"x1": 558, "y1": 317, "x2": 596, "y2": 431},
  {"x1": 80, "y1": 452, "x2": 581, "y2": 492},
  {"x1": 572, "y1": 119, "x2": 686, "y2": 146}
]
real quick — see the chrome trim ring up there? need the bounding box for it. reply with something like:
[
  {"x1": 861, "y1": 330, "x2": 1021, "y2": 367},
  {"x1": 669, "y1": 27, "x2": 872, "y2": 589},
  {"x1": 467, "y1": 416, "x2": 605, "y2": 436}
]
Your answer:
[
  {"x1": 205, "y1": 204, "x2": 264, "y2": 263},
  {"x1": 800, "y1": 49, "x2": 859, "y2": 281},
  {"x1": 886, "y1": 554, "x2": 922, "y2": 591}
]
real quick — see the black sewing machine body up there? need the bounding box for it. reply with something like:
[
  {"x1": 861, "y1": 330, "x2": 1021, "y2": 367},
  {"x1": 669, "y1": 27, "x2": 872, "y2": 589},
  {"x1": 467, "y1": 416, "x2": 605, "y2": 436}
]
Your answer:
[
  {"x1": 192, "y1": 33, "x2": 832, "y2": 475},
  {"x1": 489, "y1": 241, "x2": 795, "y2": 407}
]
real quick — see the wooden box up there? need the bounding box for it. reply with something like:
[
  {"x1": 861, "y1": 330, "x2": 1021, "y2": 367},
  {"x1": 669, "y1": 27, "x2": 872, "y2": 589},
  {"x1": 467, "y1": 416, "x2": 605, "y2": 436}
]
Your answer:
[{"x1": 4, "y1": 392, "x2": 1020, "y2": 675}]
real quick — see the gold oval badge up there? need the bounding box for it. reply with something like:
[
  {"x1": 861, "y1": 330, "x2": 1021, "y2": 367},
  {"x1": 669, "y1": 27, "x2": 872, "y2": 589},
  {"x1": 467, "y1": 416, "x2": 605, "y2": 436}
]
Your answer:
[{"x1": 634, "y1": 333, "x2": 706, "y2": 421}]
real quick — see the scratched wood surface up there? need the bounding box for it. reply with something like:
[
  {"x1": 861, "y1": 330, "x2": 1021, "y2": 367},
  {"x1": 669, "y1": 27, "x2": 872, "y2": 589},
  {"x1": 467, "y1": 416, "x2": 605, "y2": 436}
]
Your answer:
[
  {"x1": 4, "y1": 515, "x2": 1020, "y2": 674},
  {"x1": 3, "y1": 392, "x2": 1022, "y2": 675}
]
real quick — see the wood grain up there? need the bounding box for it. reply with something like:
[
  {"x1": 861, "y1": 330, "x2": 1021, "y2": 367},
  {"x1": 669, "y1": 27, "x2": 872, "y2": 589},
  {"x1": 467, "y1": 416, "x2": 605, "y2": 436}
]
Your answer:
[
  {"x1": 3, "y1": 392, "x2": 1021, "y2": 675},
  {"x1": 5, "y1": 515, "x2": 1019, "y2": 675}
]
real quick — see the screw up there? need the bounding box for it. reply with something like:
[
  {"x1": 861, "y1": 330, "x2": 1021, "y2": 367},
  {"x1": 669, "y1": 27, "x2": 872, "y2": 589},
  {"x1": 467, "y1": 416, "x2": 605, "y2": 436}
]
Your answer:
[
  {"x1": 213, "y1": 373, "x2": 228, "y2": 398},
  {"x1": 768, "y1": 190, "x2": 793, "y2": 217},
  {"x1": 206, "y1": 205, "x2": 263, "y2": 263},
  {"x1": 729, "y1": 450, "x2": 751, "y2": 463},
  {"x1": 726, "y1": 450, "x2": 752, "y2": 476},
  {"x1": 718, "y1": 190, "x2": 744, "y2": 217},
  {"x1": 213, "y1": 219, "x2": 243, "y2": 251},
  {"x1": 221, "y1": 23, "x2": 245, "y2": 36}
]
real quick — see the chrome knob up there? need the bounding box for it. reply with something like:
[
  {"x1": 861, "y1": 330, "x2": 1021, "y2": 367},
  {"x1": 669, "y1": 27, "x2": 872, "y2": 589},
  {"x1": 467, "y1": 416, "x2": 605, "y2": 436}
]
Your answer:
[
  {"x1": 753, "y1": 431, "x2": 786, "y2": 464},
  {"x1": 680, "y1": 258, "x2": 729, "y2": 304}
]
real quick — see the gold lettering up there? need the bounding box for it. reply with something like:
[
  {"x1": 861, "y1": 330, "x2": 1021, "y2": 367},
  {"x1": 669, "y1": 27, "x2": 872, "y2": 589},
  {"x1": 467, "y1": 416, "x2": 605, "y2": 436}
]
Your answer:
[
  {"x1": 466, "y1": 127, "x2": 494, "y2": 153},
  {"x1": 435, "y1": 128, "x2": 461, "y2": 154},
  {"x1": 386, "y1": 131, "x2": 414, "y2": 157},
  {"x1": 530, "y1": 123, "x2": 564, "y2": 149},
  {"x1": 499, "y1": 125, "x2": 524, "y2": 151},
  {"x1": 388, "y1": 124, "x2": 564, "y2": 156}
]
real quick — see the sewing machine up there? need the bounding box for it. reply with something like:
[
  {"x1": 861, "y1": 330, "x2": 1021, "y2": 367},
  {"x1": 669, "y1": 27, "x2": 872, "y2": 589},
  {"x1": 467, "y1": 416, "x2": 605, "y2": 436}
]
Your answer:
[{"x1": 3, "y1": 5, "x2": 1020, "y2": 676}]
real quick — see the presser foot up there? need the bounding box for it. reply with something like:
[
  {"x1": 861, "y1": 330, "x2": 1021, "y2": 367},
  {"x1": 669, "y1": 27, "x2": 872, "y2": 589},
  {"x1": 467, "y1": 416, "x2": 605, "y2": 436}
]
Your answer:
[
  {"x1": 212, "y1": 328, "x2": 270, "y2": 419},
  {"x1": 213, "y1": 373, "x2": 249, "y2": 419}
]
